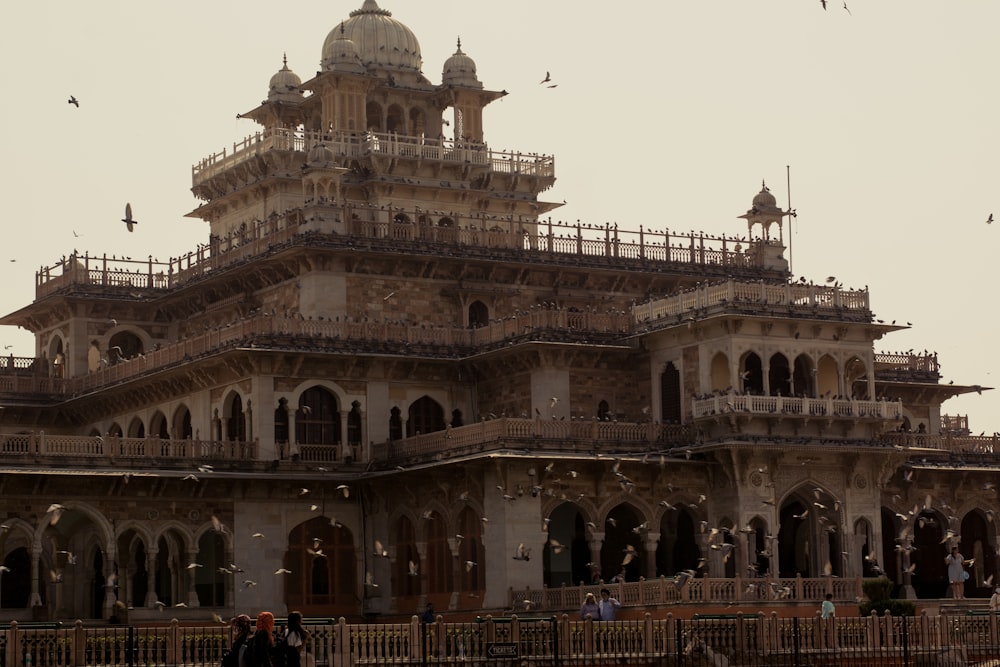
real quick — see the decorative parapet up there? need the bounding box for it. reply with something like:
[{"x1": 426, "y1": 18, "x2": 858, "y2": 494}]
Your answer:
[
  {"x1": 632, "y1": 279, "x2": 872, "y2": 328},
  {"x1": 691, "y1": 394, "x2": 903, "y2": 421}
]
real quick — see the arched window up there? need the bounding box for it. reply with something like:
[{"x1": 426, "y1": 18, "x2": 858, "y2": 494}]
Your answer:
[
  {"x1": 386, "y1": 104, "x2": 405, "y2": 133},
  {"x1": 150, "y1": 411, "x2": 169, "y2": 439},
  {"x1": 109, "y1": 331, "x2": 144, "y2": 365},
  {"x1": 424, "y1": 511, "x2": 452, "y2": 597},
  {"x1": 769, "y1": 353, "x2": 791, "y2": 397},
  {"x1": 365, "y1": 102, "x2": 383, "y2": 133},
  {"x1": 389, "y1": 407, "x2": 403, "y2": 441},
  {"x1": 296, "y1": 387, "x2": 341, "y2": 446},
  {"x1": 845, "y1": 357, "x2": 869, "y2": 399},
  {"x1": 468, "y1": 301, "x2": 488, "y2": 328},
  {"x1": 274, "y1": 398, "x2": 289, "y2": 446},
  {"x1": 174, "y1": 406, "x2": 193, "y2": 439},
  {"x1": 792, "y1": 354, "x2": 816, "y2": 398},
  {"x1": 128, "y1": 417, "x2": 145, "y2": 439},
  {"x1": 407, "y1": 396, "x2": 445, "y2": 437},
  {"x1": 597, "y1": 400, "x2": 611, "y2": 422},
  {"x1": 1, "y1": 548, "x2": 32, "y2": 608},
  {"x1": 741, "y1": 353, "x2": 764, "y2": 394},
  {"x1": 393, "y1": 517, "x2": 420, "y2": 598},
  {"x1": 660, "y1": 362, "x2": 681, "y2": 423},
  {"x1": 347, "y1": 401, "x2": 362, "y2": 446},
  {"x1": 227, "y1": 394, "x2": 246, "y2": 441},
  {"x1": 285, "y1": 517, "x2": 356, "y2": 616}
]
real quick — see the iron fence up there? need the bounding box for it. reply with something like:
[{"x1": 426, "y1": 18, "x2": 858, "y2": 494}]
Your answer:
[{"x1": 3, "y1": 612, "x2": 1000, "y2": 666}]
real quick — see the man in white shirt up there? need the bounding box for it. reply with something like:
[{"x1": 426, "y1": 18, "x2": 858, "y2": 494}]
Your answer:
[{"x1": 598, "y1": 588, "x2": 621, "y2": 621}]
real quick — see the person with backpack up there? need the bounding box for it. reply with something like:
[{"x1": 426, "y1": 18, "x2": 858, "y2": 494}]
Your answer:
[{"x1": 281, "y1": 611, "x2": 309, "y2": 667}]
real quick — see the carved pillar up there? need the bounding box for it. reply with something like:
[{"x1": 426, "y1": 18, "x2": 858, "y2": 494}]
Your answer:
[
  {"x1": 447, "y1": 536, "x2": 462, "y2": 610},
  {"x1": 644, "y1": 532, "x2": 660, "y2": 579},
  {"x1": 144, "y1": 549, "x2": 159, "y2": 607},
  {"x1": 588, "y1": 535, "x2": 604, "y2": 582},
  {"x1": 186, "y1": 550, "x2": 200, "y2": 606},
  {"x1": 340, "y1": 410, "x2": 350, "y2": 462},
  {"x1": 103, "y1": 558, "x2": 118, "y2": 620},
  {"x1": 29, "y1": 547, "x2": 42, "y2": 611}
]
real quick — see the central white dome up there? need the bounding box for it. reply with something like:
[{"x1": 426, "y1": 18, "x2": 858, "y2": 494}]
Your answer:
[{"x1": 321, "y1": 0, "x2": 422, "y2": 73}]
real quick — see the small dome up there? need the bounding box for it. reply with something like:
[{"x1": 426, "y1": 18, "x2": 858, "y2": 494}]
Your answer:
[
  {"x1": 322, "y1": 0, "x2": 422, "y2": 74},
  {"x1": 442, "y1": 38, "x2": 481, "y2": 88},
  {"x1": 268, "y1": 55, "x2": 303, "y2": 103},
  {"x1": 743, "y1": 180, "x2": 785, "y2": 218},
  {"x1": 322, "y1": 22, "x2": 366, "y2": 74},
  {"x1": 752, "y1": 181, "x2": 777, "y2": 210}
]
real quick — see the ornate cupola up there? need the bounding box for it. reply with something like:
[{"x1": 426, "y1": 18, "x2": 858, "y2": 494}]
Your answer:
[
  {"x1": 442, "y1": 38, "x2": 481, "y2": 88},
  {"x1": 738, "y1": 181, "x2": 792, "y2": 272},
  {"x1": 268, "y1": 54, "x2": 304, "y2": 104}
]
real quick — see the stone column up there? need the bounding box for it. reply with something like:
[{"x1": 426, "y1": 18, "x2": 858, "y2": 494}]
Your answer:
[
  {"x1": 588, "y1": 536, "x2": 604, "y2": 582},
  {"x1": 447, "y1": 535, "x2": 462, "y2": 610},
  {"x1": 186, "y1": 550, "x2": 200, "y2": 606},
  {"x1": 340, "y1": 410, "x2": 351, "y2": 462},
  {"x1": 144, "y1": 549, "x2": 159, "y2": 607},
  {"x1": 644, "y1": 532, "x2": 660, "y2": 579}
]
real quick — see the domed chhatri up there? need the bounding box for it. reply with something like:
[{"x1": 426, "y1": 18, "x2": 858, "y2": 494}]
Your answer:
[
  {"x1": 322, "y1": 22, "x2": 365, "y2": 74},
  {"x1": 442, "y1": 37, "x2": 481, "y2": 88},
  {"x1": 322, "y1": 0, "x2": 422, "y2": 74},
  {"x1": 267, "y1": 54, "x2": 303, "y2": 104}
]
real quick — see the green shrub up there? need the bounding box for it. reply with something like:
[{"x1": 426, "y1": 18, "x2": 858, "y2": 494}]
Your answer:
[{"x1": 859, "y1": 579, "x2": 915, "y2": 616}]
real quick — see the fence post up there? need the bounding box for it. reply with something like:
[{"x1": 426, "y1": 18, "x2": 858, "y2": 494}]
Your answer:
[
  {"x1": 72, "y1": 620, "x2": 86, "y2": 667},
  {"x1": 643, "y1": 613, "x2": 653, "y2": 657},
  {"x1": 558, "y1": 614, "x2": 571, "y2": 658},
  {"x1": 337, "y1": 617, "x2": 349, "y2": 667},
  {"x1": 9, "y1": 621, "x2": 19, "y2": 667}
]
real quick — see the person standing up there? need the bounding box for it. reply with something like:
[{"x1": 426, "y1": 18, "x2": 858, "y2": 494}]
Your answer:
[
  {"x1": 420, "y1": 602, "x2": 436, "y2": 623},
  {"x1": 247, "y1": 611, "x2": 275, "y2": 667},
  {"x1": 945, "y1": 547, "x2": 966, "y2": 600},
  {"x1": 580, "y1": 592, "x2": 600, "y2": 620},
  {"x1": 223, "y1": 615, "x2": 252, "y2": 667},
  {"x1": 598, "y1": 589, "x2": 621, "y2": 621},
  {"x1": 821, "y1": 593, "x2": 835, "y2": 619},
  {"x1": 281, "y1": 611, "x2": 309, "y2": 667}
]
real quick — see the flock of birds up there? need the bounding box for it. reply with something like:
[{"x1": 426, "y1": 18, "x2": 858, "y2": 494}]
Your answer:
[{"x1": 5, "y1": 452, "x2": 989, "y2": 617}]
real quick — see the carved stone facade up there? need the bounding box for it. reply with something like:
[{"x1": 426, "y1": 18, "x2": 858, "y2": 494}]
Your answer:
[{"x1": 0, "y1": 0, "x2": 992, "y2": 623}]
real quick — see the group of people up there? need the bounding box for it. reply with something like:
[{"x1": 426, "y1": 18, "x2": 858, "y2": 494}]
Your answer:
[
  {"x1": 226, "y1": 611, "x2": 309, "y2": 667},
  {"x1": 579, "y1": 589, "x2": 622, "y2": 620}
]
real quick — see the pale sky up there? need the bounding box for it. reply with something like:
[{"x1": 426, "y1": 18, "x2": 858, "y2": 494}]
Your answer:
[{"x1": 1, "y1": 1, "x2": 996, "y2": 433}]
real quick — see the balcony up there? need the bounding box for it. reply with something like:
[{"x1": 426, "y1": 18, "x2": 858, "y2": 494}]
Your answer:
[
  {"x1": 31, "y1": 212, "x2": 769, "y2": 302},
  {"x1": 691, "y1": 393, "x2": 903, "y2": 422},
  {"x1": 632, "y1": 280, "x2": 872, "y2": 330},
  {"x1": 2, "y1": 423, "x2": 999, "y2": 474},
  {"x1": 0, "y1": 432, "x2": 258, "y2": 469},
  {"x1": 874, "y1": 351, "x2": 941, "y2": 382},
  {"x1": 191, "y1": 128, "x2": 554, "y2": 187},
  {"x1": 371, "y1": 418, "x2": 693, "y2": 467}
]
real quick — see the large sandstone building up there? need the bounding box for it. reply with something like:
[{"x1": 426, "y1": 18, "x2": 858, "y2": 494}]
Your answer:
[{"x1": 0, "y1": 0, "x2": 993, "y2": 622}]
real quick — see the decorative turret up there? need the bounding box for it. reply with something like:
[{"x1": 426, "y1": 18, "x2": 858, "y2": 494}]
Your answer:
[
  {"x1": 268, "y1": 54, "x2": 303, "y2": 104},
  {"x1": 321, "y1": 23, "x2": 365, "y2": 74},
  {"x1": 738, "y1": 181, "x2": 792, "y2": 273},
  {"x1": 442, "y1": 38, "x2": 481, "y2": 88}
]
